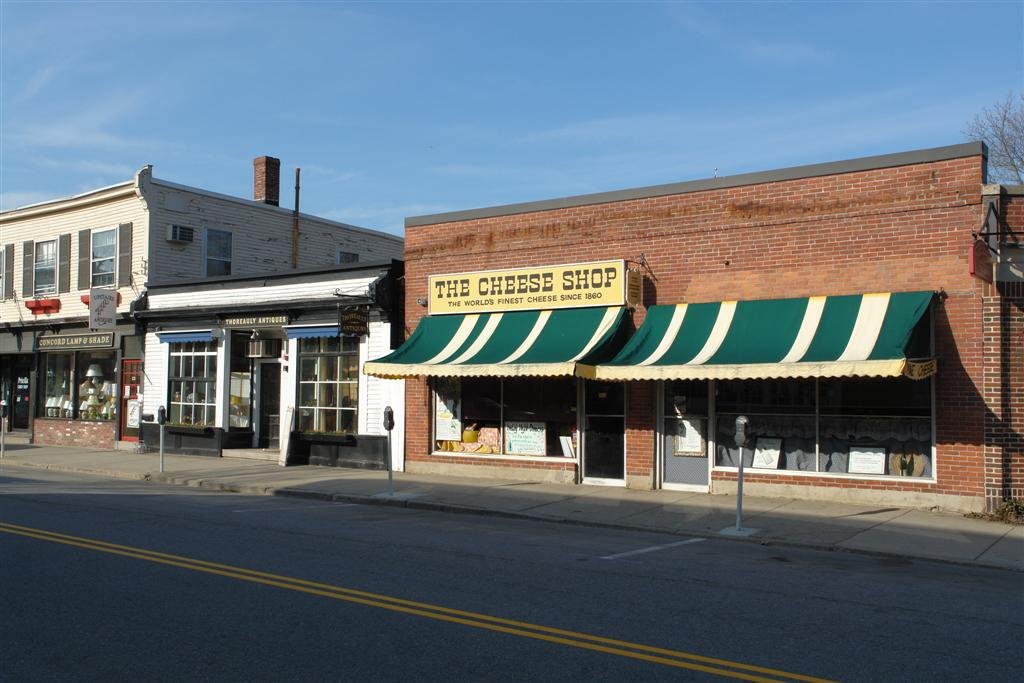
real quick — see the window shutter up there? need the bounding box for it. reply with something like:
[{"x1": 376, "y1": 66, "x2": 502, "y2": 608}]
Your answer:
[
  {"x1": 117, "y1": 222, "x2": 132, "y2": 287},
  {"x1": 22, "y1": 240, "x2": 33, "y2": 297},
  {"x1": 78, "y1": 229, "x2": 91, "y2": 290},
  {"x1": 3, "y1": 244, "x2": 13, "y2": 300},
  {"x1": 58, "y1": 233, "x2": 71, "y2": 294}
]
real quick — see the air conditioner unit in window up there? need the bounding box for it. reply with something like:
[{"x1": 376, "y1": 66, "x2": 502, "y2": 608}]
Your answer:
[
  {"x1": 166, "y1": 224, "x2": 195, "y2": 243},
  {"x1": 246, "y1": 339, "x2": 281, "y2": 359}
]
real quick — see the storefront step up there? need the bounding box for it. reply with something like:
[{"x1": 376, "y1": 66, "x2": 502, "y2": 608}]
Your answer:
[{"x1": 221, "y1": 448, "x2": 280, "y2": 462}]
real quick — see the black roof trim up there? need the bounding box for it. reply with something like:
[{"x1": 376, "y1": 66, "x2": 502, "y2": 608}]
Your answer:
[
  {"x1": 407, "y1": 142, "x2": 987, "y2": 227},
  {"x1": 145, "y1": 259, "x2": 399, "y2": 292}
]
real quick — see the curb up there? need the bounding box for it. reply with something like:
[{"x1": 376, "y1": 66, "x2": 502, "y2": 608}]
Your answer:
[{"x1": 4, "y1": 460, "x2": 1020, "y2": 573}]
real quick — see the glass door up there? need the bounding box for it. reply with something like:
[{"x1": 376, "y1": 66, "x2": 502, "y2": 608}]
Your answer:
[
  {"x1": 581, "y1": 380, "x2": 625, "y2": 484},
  {"x1": 661, "y1": 380, "x2": 710, "y2": 490},
  {"x1": 120, "y1": 359, "x2": 143, "y2": 442}
]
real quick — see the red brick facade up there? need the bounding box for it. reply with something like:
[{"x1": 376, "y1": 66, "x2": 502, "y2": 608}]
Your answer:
[
  {"x1": 33, "y1": 418, "x2": 117, "y2": 450},
  {"x1": 983, "y1": 191, "x2": 1024, "y2": 508},
  {"x1": 399, "y1": 146, "x2": 1014, "y2": 511}
]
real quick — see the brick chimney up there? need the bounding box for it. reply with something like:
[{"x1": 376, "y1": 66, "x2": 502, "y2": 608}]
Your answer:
[{"x1": 253, "y1": 156, "x2": 281, "y2": 206}]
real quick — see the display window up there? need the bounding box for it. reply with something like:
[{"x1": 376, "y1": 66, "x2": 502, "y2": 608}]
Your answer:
[
  {"x1": 297, "y1": 336, "x2": 359, "y2": 434},
  {"x1": 168, "y1": 341, "x2": 218, "y2": 426},
  {"x1": 432, "y1": 377, "x2": 577, "y2": 457},
  {"x1": 39, "y1": 350, "x2": 117, "y2": 421},
  {"x1": 713, "y1": 376, "x2": 933, "y2": 478},
  {"x1": 228, "y1": 332, "x2": 252, "y2": 429}
]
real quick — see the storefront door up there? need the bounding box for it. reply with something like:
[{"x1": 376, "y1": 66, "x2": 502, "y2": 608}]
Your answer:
[
  {"x1": 1, "y1": 356, "x2": 32, "y2": 431},
  {"x1": 660, "y1": 381, "x2": 711, "y2": 491},
  {"x1": 120, "y1": 360, "x2": 143, "y2": 442},
  {"x1": 581, "y1": 381, "x2": 625, "y2": 484},
  {"x1": 257, "y1": 362, "x2": 281, "y2": 449}
]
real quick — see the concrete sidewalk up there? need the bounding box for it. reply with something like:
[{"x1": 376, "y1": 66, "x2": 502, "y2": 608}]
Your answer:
[{"x1": 1, "y1": 441, "x2": 1021, "y2": 571}]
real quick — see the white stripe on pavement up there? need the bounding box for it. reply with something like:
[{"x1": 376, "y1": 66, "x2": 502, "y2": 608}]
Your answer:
[{"x1": 600, "y1": 537, "x2": 706, "y2": 560}]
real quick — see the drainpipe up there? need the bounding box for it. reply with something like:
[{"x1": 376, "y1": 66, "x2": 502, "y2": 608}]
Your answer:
[{"x1": 292, "y1": 168, "x2": 301, "y2": 268}]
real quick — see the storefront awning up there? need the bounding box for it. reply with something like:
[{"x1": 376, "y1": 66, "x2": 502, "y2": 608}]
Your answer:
[
  {"x1": 579, "y1": 291, "x2": 934, "y2": 381},
  {"x1": 156, "y1": 330, "x2": 215, "y2": 344},
  {"x1": 363, "y1": 306, "x2": 627, "y2": 379},
  {"x1": 285, "y1": 325, "x2": 339, "y2": 340}
]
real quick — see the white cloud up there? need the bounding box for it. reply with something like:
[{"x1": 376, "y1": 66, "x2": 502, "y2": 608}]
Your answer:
[
  {"x1": 666, "y1": 5, "x2": 833, "y2": 66},
  {"x1": 17, "y1": 63, "x2": 61, "y2": 102},
  {"x1": 0, "y1": 191, "x2": 59, "y2": 212},
  {"x1": 6, "y1": 92, "x2": 151, "y2": 151}
]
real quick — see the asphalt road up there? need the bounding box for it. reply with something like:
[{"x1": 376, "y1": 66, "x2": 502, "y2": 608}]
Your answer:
[{"x1": 1, "y1": 468, "x2": 1021, "y2": 682}]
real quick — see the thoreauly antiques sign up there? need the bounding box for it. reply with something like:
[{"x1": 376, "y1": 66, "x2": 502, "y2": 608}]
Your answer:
[
  {"x1": 428, "y1": 260, "x2": 639, "y2": 315},
  {"x1": 222, "y1": 314, "x2": 290, "y2": 328},
  {"x1": 38, "y1": 332, "x2": 115, "y2": 350},
  {"x1": 340, "y1": 306, "x2": 369, "y2": 336}
]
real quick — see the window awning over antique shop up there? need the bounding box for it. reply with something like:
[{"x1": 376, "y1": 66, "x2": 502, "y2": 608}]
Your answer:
[
  {"x1": 284, "y1": 325, "x2": 340, "y2": 340},
  {"x1": 579, "y1": 291, "x2": 934, "y2": 381},
  {"x1": 156, "y1": 330, "x2": 215, "y2": 344},
  {"x1": 363, "y1": 306, "x2": 626, "y2": 379}
]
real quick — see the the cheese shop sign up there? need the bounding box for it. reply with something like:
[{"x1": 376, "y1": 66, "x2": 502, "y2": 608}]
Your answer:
[{"x1": 428, "y1": 260, "x2": 638, "y2": 315}]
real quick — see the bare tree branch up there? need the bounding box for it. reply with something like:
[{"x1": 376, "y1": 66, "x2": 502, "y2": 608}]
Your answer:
[{"x1": 964, "y1": 91, "x2": 1024, "y2": 184}]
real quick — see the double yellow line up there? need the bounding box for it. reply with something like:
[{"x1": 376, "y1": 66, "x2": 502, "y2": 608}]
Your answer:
[{"x1": 0, "y1": 521, "x2": 832, "y2": 683}]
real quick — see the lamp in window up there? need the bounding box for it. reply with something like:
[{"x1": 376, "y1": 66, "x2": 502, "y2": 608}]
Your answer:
[
  {"x1": 86, "y1": 364, "x2": 103, "y2": 379},
  {"x1": 62, "y1": 399, "x2": 74, "y2": 418}
]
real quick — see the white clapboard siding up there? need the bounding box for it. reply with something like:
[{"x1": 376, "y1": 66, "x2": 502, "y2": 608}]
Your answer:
[
  {"x1": 0, "y1": 187, "x2": 149, "y2": 325},
  {"x1": 141, "y1": 331, "x2": 169, "y2": 414},
  {"x1": 147, "y1": 178, "x2": 402, "y2": 282},
  {"x1": 359, "y1": 312, "x2": 405, "y2": 470},
  {"x1": 147, "y1": 275, "x2": 379, "y2": 310}
]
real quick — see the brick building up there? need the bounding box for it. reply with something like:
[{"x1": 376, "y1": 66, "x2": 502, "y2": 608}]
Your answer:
[{"x1": 366, "y1": 142, "x2": 1022, "y2": 513}]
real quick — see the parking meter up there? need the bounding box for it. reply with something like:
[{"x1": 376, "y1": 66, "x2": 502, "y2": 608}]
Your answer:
[
  {"x1": 383, "y1": 405, "x2": 395, "y2": 495},
  {"x1": 733, "y1": 415, "x2": 750, "y2": 533},
  {"x1": 157, "y1": 405, "x2": 167, "y2": 425},
  {"x1": 0, "y1": 400, "x2": 7, "y2": 461}
]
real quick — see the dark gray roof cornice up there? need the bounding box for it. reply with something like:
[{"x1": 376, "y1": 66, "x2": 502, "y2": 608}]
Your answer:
[
  {"x1": 144, "y1": 259, "x2": 399, "y2": 292},
  {"x1": 407, "y1": 142, "x2": 988, "y2": 228}
]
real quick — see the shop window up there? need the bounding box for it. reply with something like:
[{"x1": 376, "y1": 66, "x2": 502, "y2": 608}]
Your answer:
[
  {"x1": 433, "y1": 377, "x2": 577, "y2": 457},
  {"x1": 34, "y1": 239, "x2": 57, "y2": 297},
  {"x1": 91, "y1": 228, "x2": 116, "y2": 287},
  {"x1": 205, "y1": 228, "x2": 232, "y2": 277},
  {"x1": 168, "y1": 342, "x2": 218, "y2": 426},
  {"x1": 41, "y1": 353, "x2": 73, "y2": 418},
  {"x1": 228, "y1": 332, "x2": 252, "y2": 429},
  {"x1": 713, "y1": 376, "x2": 933, "y2": 478},
  {"x1": 39, "y1": 351, "x2": 116, "y2": 420},
  {"x1": 297, "y1": 336, "x2": 359, "y2": 434},
  {"x1": 78, "y1": 352, "x2": 117, "y2": 420}
]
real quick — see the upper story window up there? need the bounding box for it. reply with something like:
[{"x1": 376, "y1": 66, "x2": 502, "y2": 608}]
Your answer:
[
  {"x1": 206, "y1": 228, "x2": 232, "y2": 276},
  {"x1": 91, "y1": 228, "x2": 116, "y2": 287},
  {"x1": 337, "y1": 250, "x2": 359, "y2": 265},
  {"x1": 34, "y1": 239, "x2": 57, "y2": 297},
  {"x1": 0, "y1": 248, "x2": 5, "y2": 298}
]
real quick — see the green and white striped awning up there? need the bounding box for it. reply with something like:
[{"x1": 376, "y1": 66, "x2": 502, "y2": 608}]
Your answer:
[
  {"x1": 363, "y1": 306, "x2": 627, "y2": 379},
  {"x1": 579, "y1": 292, "x2": 934, "y2": 381}
]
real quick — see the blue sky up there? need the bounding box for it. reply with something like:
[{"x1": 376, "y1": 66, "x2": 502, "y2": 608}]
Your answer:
[{"x1": 1, "y1": 1, "x2": 1021, "y2": 235}]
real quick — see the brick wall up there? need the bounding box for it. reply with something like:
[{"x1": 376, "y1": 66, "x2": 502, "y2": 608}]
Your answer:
[
  {"x1": 983, "y1": 193, "x2": 1024, "y2": 508},
  {"x1": 403, "y1": 154, "x2": 987, "y2": 500},
  {"x1": 33, "y1": 418, "x2": 117, "y2": 450}
]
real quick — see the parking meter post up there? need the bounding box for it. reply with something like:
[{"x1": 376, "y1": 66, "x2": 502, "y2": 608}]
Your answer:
[
  {"x1": 157, "y1": 406, "x2": 167, "y2": 474},
  {"x1": 734, "y1": 415, "x2": 749, "y2": 533},
  {"x1": 0, "y1": 400, "x2": 7, "y2": 463},
  {"x1": 383, "y1": 406, "x2": 395, "y2": 497}
]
